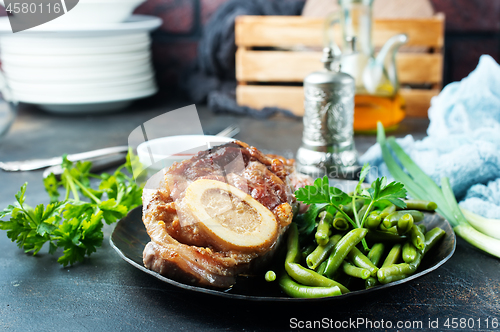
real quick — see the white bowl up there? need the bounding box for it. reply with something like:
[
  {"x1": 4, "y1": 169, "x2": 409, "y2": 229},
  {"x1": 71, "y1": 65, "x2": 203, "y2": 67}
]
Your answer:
[
  {"x1": 0, "y1": 0, "x2": 147, "y2": 26},
  {"x1": 56, "y1": 0, "x2": 146, "y2": 26},
  {"x1": 137, "y1": 135, "x2": 235, "y2": 174}
]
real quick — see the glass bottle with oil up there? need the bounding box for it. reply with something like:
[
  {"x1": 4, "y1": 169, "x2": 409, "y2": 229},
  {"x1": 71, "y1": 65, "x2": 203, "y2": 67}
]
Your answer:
[{"x1": 338, "y1": 0, "x2": 408, "y2": 132}]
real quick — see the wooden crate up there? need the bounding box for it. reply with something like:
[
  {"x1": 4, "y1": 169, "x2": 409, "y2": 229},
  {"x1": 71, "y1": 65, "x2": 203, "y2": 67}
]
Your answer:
[{"x1": 235, "y1": 14, "x2": 445, "y2": 117}]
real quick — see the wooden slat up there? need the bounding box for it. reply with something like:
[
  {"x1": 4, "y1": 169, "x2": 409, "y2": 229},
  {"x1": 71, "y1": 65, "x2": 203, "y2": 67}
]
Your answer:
[
  {"x1": 236, "y1": 85, "x2": 305, "y2": 116},
  {"x1": 235, "y1": 14, "x2": 444, "y2": 48},
  {"x1": 236, "y1": 85, "x2": 439, "y2": 118},
  {"x1": 400, "y1": 88, "x2": 439, "y2": 117},
  {"x1": 236, "y1": 49, "x2": 443, "y2": 84}
]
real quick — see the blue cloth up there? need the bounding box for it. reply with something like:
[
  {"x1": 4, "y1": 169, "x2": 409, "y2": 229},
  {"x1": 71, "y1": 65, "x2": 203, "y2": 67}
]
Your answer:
[{"x1": 360, "y1": 55, "x2": 500, "y2": 218}]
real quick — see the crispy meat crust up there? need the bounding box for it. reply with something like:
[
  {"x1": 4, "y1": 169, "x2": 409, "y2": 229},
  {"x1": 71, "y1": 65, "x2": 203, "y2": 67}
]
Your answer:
[{"x1": 142, "y1": 141, "x2": 296, "y2": 288}]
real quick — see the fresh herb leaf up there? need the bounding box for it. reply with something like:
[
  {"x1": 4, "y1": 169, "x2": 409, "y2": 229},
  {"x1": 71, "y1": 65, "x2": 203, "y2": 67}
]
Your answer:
[
  {"x1": 295, "y1": 176, "x2": 331, "y2": 205},
  {"x1": 363, "y1": 177, "x2": 407, "y2": 209},
  {"x1": 54, "y1": 211, "x2": 104, "y2": 266},
  {"x1": 294, "y1": 167, "x2": 408, "y2": 251},
  {"x1": 43, "y1": 174, "x2": 60, "y2": 203},
  {"x1": 0, "y1": 151, "x2": 144, "y2": 266},
  {"x1": 98, "y1": 199, "x2": 128, "y2": 225},
  {"x1": 295, "y1": 176, "x2": 356, "y2": 230}
]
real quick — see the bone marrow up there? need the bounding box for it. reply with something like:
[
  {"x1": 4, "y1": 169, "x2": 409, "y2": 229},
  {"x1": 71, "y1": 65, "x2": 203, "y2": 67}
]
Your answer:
[{"x1": 183, "y1": 179, "x2": 279, "y2": 253}]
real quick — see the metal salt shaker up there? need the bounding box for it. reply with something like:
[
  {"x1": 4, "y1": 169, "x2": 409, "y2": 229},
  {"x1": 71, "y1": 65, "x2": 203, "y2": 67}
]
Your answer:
[{"x1": 295, "y1": 45, "x2": 359, "y2": 179}]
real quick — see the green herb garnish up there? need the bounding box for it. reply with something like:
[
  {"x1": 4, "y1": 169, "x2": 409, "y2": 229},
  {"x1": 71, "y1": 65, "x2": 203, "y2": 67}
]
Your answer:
[
  {"x1": 294, "y1": 164, "x2": 407, "y2": 250},
  {"x1": 0, "y1": 151, "x2": 143, "y2": 266}
]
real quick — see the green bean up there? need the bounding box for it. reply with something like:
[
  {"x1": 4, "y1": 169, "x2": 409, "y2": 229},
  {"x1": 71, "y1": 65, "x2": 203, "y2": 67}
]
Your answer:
[
  {"x1": 402, "y1": 242, "x2": 417, "y2": 263},
  {"x1": 409, "y1": 227, "x2": 446, "y2": 270},
  {"x1": 378, "y1": 274, "x2": 408, "y2": 285},
  {"x1": 379, "y1": 204, "x2": 396, "y2": 219},
  {"x1": 283, "y1": 222, "x2": 349, "y2": 296},
  {"x1": 306, "y1": 234, "x2": 342, "y2": 270},
  {"x1": 409, "y1": 250, "x2": 423, "y2": 270},
  {"x1": 365, "y1": 211, "x2": 382, "y2": 230},
  {"x1": 315, "y1": 211, "x2": 333, "y2": 246},
  {"x1": 384, "y1": 225, "x2": 399, "y2": 234},
  {"x1": 301, "y1": 243, "x2": 316, "y2": 259},
  {"x1": 418, "y1": 224, "x2": 427, "y2": 234},
  {"x1": 424, "y1": 227, "x2": 446, "y2": 253},
  {"x1": 285, "y1": 262, "x2": 350, "y2": 294},
  {"x1": 367, "y1": 243, "x2": 385, "y2": 267},
  {"x1": 377, "y1": 263, "x2": 416, "y2": 282},
  {"x1": 285, "y1": 223, "x2": 300, "y2": 264},
  {"x1": 402, "y1": 200, "x2": 438, "y2": 211},
  {"x1": 397, "y1": 213, "x2": 414, "y2": 235},
  {"x1": 265, "y1": 270, "x2": 276, "y2": 282},
  {"x1": 316, "y1": 260, "x2": 327, "y2": 275},
  {"x1": 332, "y1": 211, "x2": 349, "y2": 231},
  {"x1": 381, "y1": 243, "x2": 402, "y2": 267},
  {"x1": 409, "y1": 224, "x2": 426, "y2": 251},
  {"x1": 340, "y1": 199, "x2": 364, "y2": 217},
  {"x1": 342, "y1": 261, "x2": 370, "y2": 279},
  {"x1": 279, "y1": 273, "x2": 342, "y2": 298},
  {"x1": 324, "y1": 228, "x2": 368, "y2": 278},
  {"x1": 347, "y1": 246, "x2": 379, "y2": 277},
  {"x1": 383, "y1": 210, "x2": 425, "y2": 228},
  {"x1": 364, "y1": 243, "x2": 385, "y2": 289},
  {"x1": 366, "y1": 230, "x2": 407, "y2": 243},
  {"x1": 365, "y1": 277, "x2": 378, "y2": 288}
]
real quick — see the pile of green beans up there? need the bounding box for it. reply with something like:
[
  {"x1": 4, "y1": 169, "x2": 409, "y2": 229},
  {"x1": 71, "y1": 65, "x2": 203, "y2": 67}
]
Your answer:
[{"x1": 277, "y1": 200, "x2": 446, "y2": 298}]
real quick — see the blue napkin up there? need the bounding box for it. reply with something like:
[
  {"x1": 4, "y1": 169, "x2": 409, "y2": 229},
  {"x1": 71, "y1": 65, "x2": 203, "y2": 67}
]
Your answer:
[{"x1": 360, "y1": 55, "x2": 500, "y2": 219}]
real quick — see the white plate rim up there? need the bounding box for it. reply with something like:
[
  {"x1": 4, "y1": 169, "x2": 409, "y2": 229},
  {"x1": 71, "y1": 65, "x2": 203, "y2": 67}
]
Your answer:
[
  {"x1": 0, "y1": 15, "x2": 162, "y2": 35},
  {"x1": 13, "y1": 85, "x2": 157, "y2": 104}
]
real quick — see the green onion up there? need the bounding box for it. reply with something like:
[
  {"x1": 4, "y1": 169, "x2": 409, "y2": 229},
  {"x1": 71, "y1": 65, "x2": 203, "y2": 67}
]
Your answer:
[
  {"x1": 460, "y1": 208, "x2": 500, "y2": 240},
  {"x1": 454, "y1": 224, "x2": 500, "y2": 258},
  {"x1": 377, "y1": 122, "x2": 500, "y2": 259}
]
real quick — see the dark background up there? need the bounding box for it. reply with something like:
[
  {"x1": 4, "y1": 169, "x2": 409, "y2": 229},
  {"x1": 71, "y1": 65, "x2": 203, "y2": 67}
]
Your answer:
[{"x1": 2, "y1": 0, "x2": 499, "y2": 100}]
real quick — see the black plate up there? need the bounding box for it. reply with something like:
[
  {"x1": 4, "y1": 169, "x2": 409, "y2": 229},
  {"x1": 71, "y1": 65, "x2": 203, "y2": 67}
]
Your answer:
[{"x1": 110, "y1": 207, "x2": 456, "y2": 302}]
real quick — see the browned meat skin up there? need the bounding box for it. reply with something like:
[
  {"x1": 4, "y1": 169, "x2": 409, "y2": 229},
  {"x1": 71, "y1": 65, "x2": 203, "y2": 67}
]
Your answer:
[
  {"x1": 143, "y1": 141, "x2": 297, "y2": 288},
  {"x1": 166, "y1": 141, "x2": 294, "y2": 210}
]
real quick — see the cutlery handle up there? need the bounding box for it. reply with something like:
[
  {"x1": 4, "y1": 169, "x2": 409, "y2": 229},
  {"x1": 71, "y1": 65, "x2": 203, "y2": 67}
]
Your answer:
[{"x1": 0, "y1": 145, "x2": 129, "y2": 171}]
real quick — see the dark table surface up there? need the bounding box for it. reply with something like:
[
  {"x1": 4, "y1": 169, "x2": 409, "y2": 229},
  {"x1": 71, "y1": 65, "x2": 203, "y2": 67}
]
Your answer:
[{"x1": 1, "y1": 100, "x2": 499, "y2": 332}]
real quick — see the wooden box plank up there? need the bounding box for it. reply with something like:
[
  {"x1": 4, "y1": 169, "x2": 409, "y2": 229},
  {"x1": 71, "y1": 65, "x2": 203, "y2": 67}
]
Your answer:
[
  {"x1": 235, "y1": 15, "x2": 445, "y2": 118},
  {"x1": 236, "y1": 49, "x2": 443, "y2": 84},
  {"x1": 236, "y1": 85, "x2": 439, "y2": 118},
  {"x1": 235, "y1": 14, "x2": 444, "y2": 48},
  {"x1": 236, "y1": 85, "x2": 304, "y2": 115}
]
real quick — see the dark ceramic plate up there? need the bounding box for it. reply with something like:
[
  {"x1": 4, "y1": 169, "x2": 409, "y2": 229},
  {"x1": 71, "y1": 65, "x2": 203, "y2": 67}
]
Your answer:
[{"x1": 110, "y1": 207, "x2": 456, "y2": 302}]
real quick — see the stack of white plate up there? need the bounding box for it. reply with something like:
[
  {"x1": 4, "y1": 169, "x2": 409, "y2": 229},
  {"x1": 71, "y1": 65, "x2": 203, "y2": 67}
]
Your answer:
[{"x1": 0, "y1": 6, "x2": 162, "y2": 113}]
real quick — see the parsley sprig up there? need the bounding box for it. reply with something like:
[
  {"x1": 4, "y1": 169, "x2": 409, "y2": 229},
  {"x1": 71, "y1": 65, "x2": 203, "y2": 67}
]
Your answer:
[
  {"x1": 294, "y1": 164, "x2": 407, "y2": 251},
  {"x1": 0, "y1": 152, "x2": 143, "y2": 266}
]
